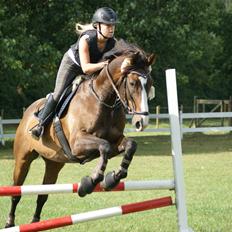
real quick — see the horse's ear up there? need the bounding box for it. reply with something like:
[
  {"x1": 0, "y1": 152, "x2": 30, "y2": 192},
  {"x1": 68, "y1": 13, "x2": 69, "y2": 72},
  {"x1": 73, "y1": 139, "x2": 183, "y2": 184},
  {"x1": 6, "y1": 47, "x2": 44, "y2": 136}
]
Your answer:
[
  {"x1": 131, "y1": 51, "x2": 140, "y2": 61},
  {"x1": 147, "y1": 53, "x2": 156, "y2": 65},
  {"x1": 121, "y1": 57, "x2": 132, "y2": 73}
]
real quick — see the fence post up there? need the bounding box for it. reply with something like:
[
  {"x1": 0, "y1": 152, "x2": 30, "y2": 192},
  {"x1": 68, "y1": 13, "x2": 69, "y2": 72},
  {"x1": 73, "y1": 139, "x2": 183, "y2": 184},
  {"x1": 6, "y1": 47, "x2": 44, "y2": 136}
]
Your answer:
[
  {"x1": 0, "y1": 116, "x2": 5, "y2": 146},
  {"x1": 229, "y1": 96, "x2": 232, "y2": 127},
  {"x1": 179, "y1": 110, "x2": 183, "y2": 139},
  {"x1": 189, "y1": 96, "x2": 198, "y2": 128},
  {"x1": 156, "y1": 105, "x2": 160, "y2": 128}
]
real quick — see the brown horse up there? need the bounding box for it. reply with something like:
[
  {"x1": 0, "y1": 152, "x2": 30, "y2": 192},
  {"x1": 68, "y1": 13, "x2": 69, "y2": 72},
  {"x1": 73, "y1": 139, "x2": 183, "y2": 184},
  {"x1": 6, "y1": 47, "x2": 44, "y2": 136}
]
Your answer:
[{"x1": 5, "y1": 40, "x2": 155, "y2": 228}]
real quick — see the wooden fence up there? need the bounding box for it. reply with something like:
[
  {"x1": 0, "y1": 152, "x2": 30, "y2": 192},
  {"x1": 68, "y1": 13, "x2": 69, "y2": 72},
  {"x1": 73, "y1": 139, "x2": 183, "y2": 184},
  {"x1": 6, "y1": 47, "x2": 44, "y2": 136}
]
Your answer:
[{"x1": 1, "y1": 112, "x2": 232, "y2": 145}]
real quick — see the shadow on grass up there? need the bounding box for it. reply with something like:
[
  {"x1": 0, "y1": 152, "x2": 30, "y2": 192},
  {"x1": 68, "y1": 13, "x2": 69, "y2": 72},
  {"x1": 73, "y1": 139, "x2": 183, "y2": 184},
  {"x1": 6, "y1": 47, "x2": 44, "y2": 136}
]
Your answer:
[{"x1": 1, "y1": 133, "x2": 232, "y2": 160}]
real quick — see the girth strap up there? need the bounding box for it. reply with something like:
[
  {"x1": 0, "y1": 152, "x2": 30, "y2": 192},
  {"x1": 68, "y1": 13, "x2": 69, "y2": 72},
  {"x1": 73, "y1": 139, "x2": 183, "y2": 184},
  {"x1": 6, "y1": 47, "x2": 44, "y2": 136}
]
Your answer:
[{"x1": 53, "y1": 117, "x2": 81, "y2": 163}]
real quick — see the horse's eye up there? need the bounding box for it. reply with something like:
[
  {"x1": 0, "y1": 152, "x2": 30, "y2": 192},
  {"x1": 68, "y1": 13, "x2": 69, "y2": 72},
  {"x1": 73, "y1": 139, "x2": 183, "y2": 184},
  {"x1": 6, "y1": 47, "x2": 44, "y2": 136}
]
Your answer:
[{"x1": 129, "y1": 81, "x2": 136, "y2": 87}]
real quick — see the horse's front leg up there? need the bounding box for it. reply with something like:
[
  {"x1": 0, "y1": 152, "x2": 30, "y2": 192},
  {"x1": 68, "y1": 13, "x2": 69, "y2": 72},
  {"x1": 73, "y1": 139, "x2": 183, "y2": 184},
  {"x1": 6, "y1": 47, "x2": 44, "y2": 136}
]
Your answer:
[
  {"x1": 71, "y1": 135, "x2": 111, "y2": 197},
  {"x1": 103, "y1": 137, "x2": 137, "y2": 190}
]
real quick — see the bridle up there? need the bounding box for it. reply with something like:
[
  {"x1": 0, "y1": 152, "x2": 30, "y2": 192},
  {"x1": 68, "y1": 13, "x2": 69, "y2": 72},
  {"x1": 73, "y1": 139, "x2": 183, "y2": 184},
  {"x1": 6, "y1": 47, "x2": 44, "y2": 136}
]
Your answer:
[{"x1": 90, "y1": 63, "x2": 150, "y2": 116}]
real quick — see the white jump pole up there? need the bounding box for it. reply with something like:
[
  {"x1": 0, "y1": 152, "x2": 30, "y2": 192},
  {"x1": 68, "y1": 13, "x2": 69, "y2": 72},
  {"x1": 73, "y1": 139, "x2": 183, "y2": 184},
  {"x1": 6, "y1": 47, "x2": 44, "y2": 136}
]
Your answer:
[
  {"x1": 0, "y1": 197, "x2": 173, "y2": 232},
  {"x1": 166, "y1": 69, "x2": 193, "y2": 232},
  {"x1": 0, "y1": 180, "x2": 174, "y2": 197}
]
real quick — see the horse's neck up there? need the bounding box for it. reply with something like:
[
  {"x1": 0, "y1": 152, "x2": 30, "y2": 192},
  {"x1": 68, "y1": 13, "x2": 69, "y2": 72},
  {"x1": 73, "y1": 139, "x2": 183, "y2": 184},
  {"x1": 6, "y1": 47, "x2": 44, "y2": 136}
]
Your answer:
[{"x1": 94, "y1": 64, "x2": 121, "y2": 102}]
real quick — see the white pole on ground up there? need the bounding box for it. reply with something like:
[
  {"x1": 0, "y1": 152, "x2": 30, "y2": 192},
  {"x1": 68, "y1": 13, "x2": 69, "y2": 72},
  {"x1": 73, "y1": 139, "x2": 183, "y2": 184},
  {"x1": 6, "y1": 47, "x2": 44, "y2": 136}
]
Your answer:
[{"x1": 165, "y1": 69, "x2": 194, "y2": 232}]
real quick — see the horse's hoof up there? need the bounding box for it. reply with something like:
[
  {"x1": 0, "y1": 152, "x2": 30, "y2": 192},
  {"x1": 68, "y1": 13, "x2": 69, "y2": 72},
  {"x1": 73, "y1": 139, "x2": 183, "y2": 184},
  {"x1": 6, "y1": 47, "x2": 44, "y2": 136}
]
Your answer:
[
  {"x1": 78, "y1": 176, "x2": 94, "y2": 197},
  {"x1": 31, "y1": 216, "x2": 40, "y2": 223},
  {"x1": 5, "y1": 222, "x2": 15, "y2": 228},
  {"x1": 102, "y1": 171, "x2": 120, "y2": 191},
  {"x1": 5, "y1": 217, "x2": 15, "y2": 228},
  {"x1": 92, "y1": 173, "x2": 104, "y2": 184}
]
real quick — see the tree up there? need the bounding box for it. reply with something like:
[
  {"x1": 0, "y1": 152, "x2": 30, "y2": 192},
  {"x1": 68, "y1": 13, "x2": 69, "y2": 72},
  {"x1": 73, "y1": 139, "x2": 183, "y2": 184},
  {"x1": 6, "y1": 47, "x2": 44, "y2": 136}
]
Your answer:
[
  {"x1": 0, "y1": 0, "x2": 229, "y2": 116},
  {"x1": 212, "y1": 7, "x2": 232, "y2": 99}
]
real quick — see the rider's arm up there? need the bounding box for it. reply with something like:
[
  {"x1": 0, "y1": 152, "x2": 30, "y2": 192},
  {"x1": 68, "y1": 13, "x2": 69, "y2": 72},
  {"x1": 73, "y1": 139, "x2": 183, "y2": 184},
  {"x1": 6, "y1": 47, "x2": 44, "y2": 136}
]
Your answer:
[{"x1": 79, "y1": 35, "x2": 108, "y2": 75}]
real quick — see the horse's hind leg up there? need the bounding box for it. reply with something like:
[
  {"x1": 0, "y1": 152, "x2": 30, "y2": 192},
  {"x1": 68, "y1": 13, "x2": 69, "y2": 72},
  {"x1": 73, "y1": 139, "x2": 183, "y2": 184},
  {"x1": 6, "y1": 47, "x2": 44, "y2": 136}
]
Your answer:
[
  {"x1": 103, "y1": 137, "x2": 137, "y2": 190},
  {"x1": 32, "y1": 159, "x2": 64, "y2": 223},
  {"x1": 5, "y1": 151, "x2": 39, "y2": 228}
]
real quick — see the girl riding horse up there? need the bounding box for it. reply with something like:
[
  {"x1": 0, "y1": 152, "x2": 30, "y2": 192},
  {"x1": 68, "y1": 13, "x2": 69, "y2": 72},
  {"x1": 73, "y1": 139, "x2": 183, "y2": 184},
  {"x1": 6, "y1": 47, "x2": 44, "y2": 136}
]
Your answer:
[
  {"x1": 4, "y1": 8, "x2": 156, "y2": 228},
  {"x1": 30, "y1": 7, "x2": 118, "y2": 139}
]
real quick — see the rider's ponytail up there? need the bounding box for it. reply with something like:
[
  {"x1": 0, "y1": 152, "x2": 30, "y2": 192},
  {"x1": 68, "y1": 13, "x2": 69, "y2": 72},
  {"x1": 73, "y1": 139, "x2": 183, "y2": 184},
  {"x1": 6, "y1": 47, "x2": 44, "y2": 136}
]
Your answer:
[{"x1": 75, "y1": 23, "x2": 94, "y2": 35}]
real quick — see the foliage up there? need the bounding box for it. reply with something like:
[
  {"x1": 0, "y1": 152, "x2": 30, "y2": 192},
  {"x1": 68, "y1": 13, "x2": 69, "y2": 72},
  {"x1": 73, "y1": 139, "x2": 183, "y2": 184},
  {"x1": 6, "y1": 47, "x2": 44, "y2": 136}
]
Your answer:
[
  {"x1": 0, "y1": 0, "x2": 231, "y2": 117},
  {"x1": 212, "y1": 9, "x2": 232, "y2": 98}
]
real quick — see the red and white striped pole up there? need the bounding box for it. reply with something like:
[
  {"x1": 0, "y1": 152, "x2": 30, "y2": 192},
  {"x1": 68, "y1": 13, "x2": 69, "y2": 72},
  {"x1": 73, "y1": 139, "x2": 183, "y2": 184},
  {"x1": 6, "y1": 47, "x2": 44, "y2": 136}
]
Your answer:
[
  {"x1": 0, "y1": 197, "x2": 172, "y2": 232},
  {"x1": 0, "y1": 180, "x2": 174, "y2": 197}
]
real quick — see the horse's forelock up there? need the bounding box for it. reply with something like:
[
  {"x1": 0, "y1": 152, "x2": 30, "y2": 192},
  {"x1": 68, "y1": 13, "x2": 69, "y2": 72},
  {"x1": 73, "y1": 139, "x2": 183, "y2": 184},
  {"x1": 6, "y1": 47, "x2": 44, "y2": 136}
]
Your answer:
[
  {"x1": 120, "y1": 52, "x2": 149, "y2": 75},
  {"x1": 103, "y1": 40, "x2": 149, "y2": 75}
]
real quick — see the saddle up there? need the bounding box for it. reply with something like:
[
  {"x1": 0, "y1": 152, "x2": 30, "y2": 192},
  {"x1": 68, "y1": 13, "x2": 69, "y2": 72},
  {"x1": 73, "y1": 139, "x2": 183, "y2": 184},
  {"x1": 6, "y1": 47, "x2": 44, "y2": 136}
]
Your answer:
[
  {"x1": 36, "y1": 75, "x2": 84, "y2": 119},
  {"x1": 54, "y1": 75, "x2": 90, "y2": 163},
  {"x1": 35, "y1": 75, "x2": 87, "y2": 163}
]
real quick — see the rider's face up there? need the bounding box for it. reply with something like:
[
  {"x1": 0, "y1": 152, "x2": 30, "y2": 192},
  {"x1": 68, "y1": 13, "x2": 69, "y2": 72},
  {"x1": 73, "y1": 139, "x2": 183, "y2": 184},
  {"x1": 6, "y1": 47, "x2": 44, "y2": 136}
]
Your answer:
[{"x1": 98, "y1": 23, "x2": 115, "y2": 38}]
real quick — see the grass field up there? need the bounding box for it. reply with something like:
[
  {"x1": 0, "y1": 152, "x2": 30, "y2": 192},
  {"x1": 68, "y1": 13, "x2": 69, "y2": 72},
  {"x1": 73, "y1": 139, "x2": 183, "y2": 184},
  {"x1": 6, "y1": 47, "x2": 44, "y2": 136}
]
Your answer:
[{"x1": 0, "y1": 133, "x2": 232, "y2": 232}]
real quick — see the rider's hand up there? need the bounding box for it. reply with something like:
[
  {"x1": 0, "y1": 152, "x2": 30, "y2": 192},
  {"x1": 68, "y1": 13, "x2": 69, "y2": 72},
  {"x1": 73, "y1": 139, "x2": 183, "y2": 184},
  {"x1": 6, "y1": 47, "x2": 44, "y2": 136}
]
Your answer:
[{"x1": 100, "y1": 60, "x2": 109, "y2": 69}]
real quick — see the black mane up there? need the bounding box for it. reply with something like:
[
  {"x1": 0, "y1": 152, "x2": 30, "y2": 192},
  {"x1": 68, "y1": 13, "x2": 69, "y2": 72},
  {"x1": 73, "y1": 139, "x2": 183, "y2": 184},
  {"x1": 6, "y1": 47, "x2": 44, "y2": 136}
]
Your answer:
[
  {"x1": 103, "y1": 39, "x2": 147, "y2": 62},
  {"x1": 88, "y1": 40, "x2": 150, "y2": 78}
]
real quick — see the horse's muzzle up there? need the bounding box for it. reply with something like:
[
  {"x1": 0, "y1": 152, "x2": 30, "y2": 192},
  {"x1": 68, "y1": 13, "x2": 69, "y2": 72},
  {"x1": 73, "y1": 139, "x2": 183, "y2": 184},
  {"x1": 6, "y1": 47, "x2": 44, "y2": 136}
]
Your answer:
[{"x1": 132, "y1": 114, "x2": 149, "y2": 132}]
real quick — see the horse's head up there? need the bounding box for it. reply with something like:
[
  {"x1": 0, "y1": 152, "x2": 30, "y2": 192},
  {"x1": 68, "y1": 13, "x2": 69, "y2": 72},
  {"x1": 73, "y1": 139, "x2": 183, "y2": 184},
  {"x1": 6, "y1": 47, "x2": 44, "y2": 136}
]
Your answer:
[
  {"x1": 120, "y1": 52, "x2": 155, "y2": 131},
  {"x1": 103, "y1": 41, "x2": 156, "y2": 131}
]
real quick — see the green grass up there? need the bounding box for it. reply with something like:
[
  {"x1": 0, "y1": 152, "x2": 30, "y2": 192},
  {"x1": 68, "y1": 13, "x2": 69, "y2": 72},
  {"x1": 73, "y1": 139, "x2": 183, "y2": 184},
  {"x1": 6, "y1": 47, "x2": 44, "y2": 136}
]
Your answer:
[{"x1": 0, "y1": 133, "x2": 232, "y2": 231}]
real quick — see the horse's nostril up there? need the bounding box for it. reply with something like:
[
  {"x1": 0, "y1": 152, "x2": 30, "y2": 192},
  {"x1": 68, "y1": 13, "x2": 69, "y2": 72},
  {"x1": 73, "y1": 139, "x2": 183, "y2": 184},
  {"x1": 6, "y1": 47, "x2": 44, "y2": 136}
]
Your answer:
[{"x1": 135, "y1": 121, "x2": 142, "y2": 129}]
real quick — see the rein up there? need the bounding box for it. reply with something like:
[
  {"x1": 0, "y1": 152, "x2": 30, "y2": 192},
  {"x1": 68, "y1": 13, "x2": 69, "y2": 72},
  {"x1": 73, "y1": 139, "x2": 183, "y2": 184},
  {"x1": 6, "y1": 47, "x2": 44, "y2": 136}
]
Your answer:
[
  {"x1": 90, "y1": 63, "x2": 149, "y2": 116},
  {"x1": 89, "y1": 78, "x2": 121, "y2": 109}
]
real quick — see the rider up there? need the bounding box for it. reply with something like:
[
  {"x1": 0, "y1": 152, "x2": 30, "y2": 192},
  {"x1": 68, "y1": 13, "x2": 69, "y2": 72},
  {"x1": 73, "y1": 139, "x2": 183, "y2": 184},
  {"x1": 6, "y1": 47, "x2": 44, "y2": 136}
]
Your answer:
[{"x1": 30, "y1": 7, "x2": 118, "y2": 139}]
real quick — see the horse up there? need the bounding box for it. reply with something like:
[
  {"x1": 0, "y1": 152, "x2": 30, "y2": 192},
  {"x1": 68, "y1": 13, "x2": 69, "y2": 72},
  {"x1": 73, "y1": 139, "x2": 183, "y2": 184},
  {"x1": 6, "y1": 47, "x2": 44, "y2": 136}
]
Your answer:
[{"x1": 5, "y1": 40, "x2": 155, "y2": 228}]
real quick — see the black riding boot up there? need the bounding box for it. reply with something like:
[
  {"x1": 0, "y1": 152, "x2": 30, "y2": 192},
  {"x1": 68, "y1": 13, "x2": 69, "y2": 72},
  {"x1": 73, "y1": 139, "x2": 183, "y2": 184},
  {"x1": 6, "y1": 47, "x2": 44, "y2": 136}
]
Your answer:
[{"x1": 30, "y1": 94, "x2": 57, "y2": 140}]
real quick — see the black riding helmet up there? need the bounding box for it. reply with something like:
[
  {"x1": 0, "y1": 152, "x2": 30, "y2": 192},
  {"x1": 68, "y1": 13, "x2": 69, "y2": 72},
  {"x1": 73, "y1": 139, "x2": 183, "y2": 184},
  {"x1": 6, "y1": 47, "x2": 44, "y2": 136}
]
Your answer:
[{"x1": 92, "y1": 7, "x2": 118, "y2": 27}]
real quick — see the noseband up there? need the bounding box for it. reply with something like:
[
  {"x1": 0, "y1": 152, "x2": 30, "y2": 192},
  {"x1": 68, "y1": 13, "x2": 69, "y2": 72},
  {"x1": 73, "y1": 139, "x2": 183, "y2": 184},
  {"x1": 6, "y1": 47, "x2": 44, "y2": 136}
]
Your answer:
[{"x1": 90, "y1": 63, "x2": 149, "y2": 116}]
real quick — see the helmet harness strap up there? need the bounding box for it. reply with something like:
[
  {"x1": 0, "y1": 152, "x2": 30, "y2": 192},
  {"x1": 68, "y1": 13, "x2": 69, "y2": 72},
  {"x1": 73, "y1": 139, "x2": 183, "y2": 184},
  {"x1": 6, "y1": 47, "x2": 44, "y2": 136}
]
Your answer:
[{"x1": 97, "y1": 23, "x2": 110, "y2": 39}]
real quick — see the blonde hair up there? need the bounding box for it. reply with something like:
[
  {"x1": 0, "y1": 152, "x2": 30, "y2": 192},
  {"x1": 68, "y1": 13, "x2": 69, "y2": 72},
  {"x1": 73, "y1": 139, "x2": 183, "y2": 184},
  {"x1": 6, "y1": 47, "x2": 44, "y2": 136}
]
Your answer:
[{"x1": 75, "y1": 23, "x2": 94, "y2": 35}]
